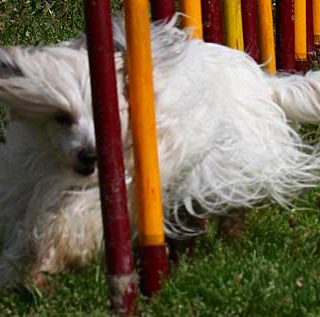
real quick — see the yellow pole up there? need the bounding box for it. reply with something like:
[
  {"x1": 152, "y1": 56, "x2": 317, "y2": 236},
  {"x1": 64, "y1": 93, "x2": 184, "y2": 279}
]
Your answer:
[
  {"x1": 124, "y1": 0, "x2": 165, "y2": 246},
  {"x1": 222, "y1": 0, "x2": 244, "y2": 50},
  {"x1": 295, "y1": 0, "x2": 307, "y2": 60},
  {"x1": 257, "y1": 0, "x2": 276, "y2": 74},
  {"x1": 314, "y1": 0, "x2": 320, "y2": 46},
  {"x1": 179, "y1": 0, "x2": 203, "y2": 39}
]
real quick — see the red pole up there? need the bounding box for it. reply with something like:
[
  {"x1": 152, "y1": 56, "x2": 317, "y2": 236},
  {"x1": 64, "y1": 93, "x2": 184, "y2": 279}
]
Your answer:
[
  {"x1": 307, "y1": 0, "x2": 316, "y2": 58},
  {"x1": 241, "y1": 0, "x2": 259, "y2": 62},
  {"x1": 150, "y1": 0, "x2": 175, "y2": 21},
  {"x1": 276, "y1": 0, "x2": 296, "y2": 72},
  {"x1": 84, "y1": 0, "x2": 137, "y2": 314},
  {"x1": 201, "y1": 0, "x2": 223, "y2": 44}
]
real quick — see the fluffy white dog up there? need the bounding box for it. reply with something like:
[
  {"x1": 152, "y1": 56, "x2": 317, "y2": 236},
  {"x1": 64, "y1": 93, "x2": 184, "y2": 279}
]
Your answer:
[{"x1": 1, "y1": 17, "x2": 320, "y2": 288}]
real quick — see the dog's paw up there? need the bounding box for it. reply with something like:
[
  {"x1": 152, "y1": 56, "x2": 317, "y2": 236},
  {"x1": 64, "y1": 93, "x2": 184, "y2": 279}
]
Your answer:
[{"x1": 24, "y1": 270, "x2": 59, "y2": 294}]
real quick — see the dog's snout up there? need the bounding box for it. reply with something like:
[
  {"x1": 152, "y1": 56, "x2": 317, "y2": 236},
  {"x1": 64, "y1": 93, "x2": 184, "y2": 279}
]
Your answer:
[
  {"x1": 75, "y1": 148, "x2": 97, "y2": 176},
  {"x1": 77, "y1": 148, "x2": 97, "y2": 166}
]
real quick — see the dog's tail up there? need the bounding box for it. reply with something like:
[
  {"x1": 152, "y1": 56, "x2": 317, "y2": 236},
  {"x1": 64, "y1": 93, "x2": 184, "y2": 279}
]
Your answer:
[{"x1": 269, "y1": 71, "x2": 320, "y2": 124}]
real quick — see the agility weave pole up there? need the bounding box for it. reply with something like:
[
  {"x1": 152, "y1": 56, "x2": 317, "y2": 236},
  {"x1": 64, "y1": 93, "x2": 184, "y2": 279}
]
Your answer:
[
  {"x1": 241, "y1": 0, "x2": 259, "y2": 62},
  {"x1": 276, "y1": 0, "x2": 295, "y2": 71},
  {"x1": 314, "y1": 0, "x2": 320, "y2": 49},
  {"x1": 307, "y1": 0, "x2": 315, "y2": 57},
  {"x1": 124, "y1": 0, "x2": 169, "y2": 297},
  {"x1": 257, "y1": 0, "x2": 276, "y2": 73},
  {"x1": 201, "y1": 0, "x2": 223, "y2": 44},
  {"x1": 222, "y1": 0, "x2": 244, "y2": 50},
  {"x1": 84, "y1": 0, "x2": 137, "y2": 314},
  {"x1": 179, "y1": 0, "x2": 203, "y2": 39},
  {"x1": 295, "y1": 0, "x2": 308, "y2": 70},
  {"x1": 150, "y1": 0, "x2": 175, "y2": 21}
]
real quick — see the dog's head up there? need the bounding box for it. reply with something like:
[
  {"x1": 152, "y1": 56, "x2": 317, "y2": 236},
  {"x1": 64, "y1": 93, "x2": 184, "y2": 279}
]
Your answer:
[{"x1": 0, "y1": 45, "x2": 98, "y2": 177}]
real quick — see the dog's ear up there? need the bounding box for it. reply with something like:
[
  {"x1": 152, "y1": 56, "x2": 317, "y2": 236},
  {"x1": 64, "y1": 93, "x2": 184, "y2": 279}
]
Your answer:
[
  {"x1": 0, "y1": 47, "x2": 30, "y2": 120},
  {"x1": 56, "y1": 34, "x2": 87, "y2": 51},
  {"x1": 0, "y1": 48, "x2": 24, "y2": 79},
  {"x1": 0, "y1": 46, "x2": 74, "y2": 120}
]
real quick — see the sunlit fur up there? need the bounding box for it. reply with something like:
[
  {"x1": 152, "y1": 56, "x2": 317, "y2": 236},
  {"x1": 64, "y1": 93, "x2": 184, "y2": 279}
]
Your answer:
[{"x1": 1, "y1": 16, "x2": 320, "y2": 287}]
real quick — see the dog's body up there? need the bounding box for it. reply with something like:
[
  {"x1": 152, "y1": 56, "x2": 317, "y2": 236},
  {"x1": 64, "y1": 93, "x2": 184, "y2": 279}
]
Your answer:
[{"x1": 1, "y1": 18, "x2": 320, "y2": 287}]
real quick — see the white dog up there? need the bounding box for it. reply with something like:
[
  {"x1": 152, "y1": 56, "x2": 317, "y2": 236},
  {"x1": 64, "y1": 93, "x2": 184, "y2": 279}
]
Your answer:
[{"x1": 1, "y1": 17, "x2": 320, "y2": 288}]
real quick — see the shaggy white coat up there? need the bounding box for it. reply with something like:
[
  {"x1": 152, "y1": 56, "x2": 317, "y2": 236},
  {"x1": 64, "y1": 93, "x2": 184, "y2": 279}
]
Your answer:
[{"x1": 1, "y1": 17, "x2": 320, "y2": 287}]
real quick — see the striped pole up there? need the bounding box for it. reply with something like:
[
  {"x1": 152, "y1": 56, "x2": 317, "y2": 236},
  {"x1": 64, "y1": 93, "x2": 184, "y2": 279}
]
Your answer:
[
  {"x1": 276, "y1": 0, "x2": 295, "y2": 71},
  {"x1": 179, "y1": 0, "x2": 203, "y2": 38},
  {"x1": 313, "y1": 0, "x2": 320, "y2": 49},
  {"x1": 241, "y1": 0, "x2": 259, "y2": 61},
  {"x1": 257, "y1": 0, "x2": 276, "y2": 73},
  {"x1": 295, "y1": 0, "x2": 309, "y2": 71},
  {"x1": 201, "y1": 0, "x2": 223, "y2": 44},
  {"x1": 150, "y1": 0, "x2": 175, "y2": 22},
  {"x1": 84, "y1": 0, "x2": 137, "y2": 314},
  {"x1": 222, "y1": 0, "x2": 244, "y2": 50},
  {"x1": 307, "y1": 0, "x2": 315, "y2": 57},
  {"x1": 124, "y1": 0, "x2": 169, "y2": 297}
]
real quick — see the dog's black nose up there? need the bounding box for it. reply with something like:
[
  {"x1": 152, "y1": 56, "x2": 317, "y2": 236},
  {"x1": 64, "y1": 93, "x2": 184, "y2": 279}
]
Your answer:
[{"x1": 77, "y1": 148, "x2": 97, "y2": 167}]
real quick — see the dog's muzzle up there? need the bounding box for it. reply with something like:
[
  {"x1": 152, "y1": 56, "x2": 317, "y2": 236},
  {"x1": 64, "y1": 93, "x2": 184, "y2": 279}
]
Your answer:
[{"x1": 74, "y1": 148, "x2": 97, "y2": 176}]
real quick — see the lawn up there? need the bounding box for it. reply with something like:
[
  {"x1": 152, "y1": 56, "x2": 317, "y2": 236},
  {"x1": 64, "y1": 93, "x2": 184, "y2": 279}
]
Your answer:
[{"x1": 1, "y1": 1, "x2": 320, "y2": 316}]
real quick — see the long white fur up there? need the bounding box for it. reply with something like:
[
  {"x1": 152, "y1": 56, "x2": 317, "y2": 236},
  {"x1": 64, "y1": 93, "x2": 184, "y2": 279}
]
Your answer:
[
  {"x1": 269, "y1": 71, "x2": 320, "y2": 124},
  {"x1": 1, "y1": 16, "x2": 320, "y2": 287}
]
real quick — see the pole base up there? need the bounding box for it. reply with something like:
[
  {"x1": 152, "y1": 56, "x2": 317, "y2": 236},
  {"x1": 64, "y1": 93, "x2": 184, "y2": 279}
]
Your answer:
[
  {"x1": 296, "y1": 59, "x2": 311, "y2": 73},
  {"x1": 108, "y1": 272, "x2": 138, "y2": 316},
  {"x1": 138, "y1": 244, "x2": 169, "y2": 296}
]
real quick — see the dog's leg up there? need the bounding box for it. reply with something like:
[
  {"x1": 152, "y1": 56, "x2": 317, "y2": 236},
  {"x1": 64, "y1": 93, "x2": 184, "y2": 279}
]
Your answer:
[
  {"x1": 166, "y1": 209, "x2": 209, "y2": 263},
  {"x1": 0, "y1": 228, "x2": 33, "y2": 289}
]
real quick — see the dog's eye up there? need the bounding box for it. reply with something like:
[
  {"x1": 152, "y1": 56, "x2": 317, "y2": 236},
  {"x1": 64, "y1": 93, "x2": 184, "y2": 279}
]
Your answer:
[{"x1": 54, "y1": 112, "x2": 74, "y2": 126}]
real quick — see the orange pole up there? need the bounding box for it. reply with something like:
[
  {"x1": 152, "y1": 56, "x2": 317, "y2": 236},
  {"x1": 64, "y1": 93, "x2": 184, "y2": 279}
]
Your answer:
[
  {"x1": 124, "y1": 0, "x2": 168, "y2": 296},
  {"x1": 313, "y1": 0, "x2": 320, "y2": 47},
  {"x1": 124, "y1": 0, "x2": 164, "y2": 246},
  {"x1": 257, "y1": 0, "x2": 276, "y2": 74},
  {"x1": 179, "y1": 0, "x2": 203, "y2": 38},
  {"x1": 295, "y1": 0, "x2": 309, "y2": 71},
  {"x1": 295, "y1": 0, "x2": 307, "y2": 60}
]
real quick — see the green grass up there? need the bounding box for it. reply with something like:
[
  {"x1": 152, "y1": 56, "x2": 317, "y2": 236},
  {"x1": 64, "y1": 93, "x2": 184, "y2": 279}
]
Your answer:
[
  {"x1": 1, "y1": 1, "x2": 320, "y2": 316},
  {"x1": 0, "y1": 0, "x2": 123, "y2": 46},
  {"x1": 2, "y1": 201, "x2": 320, "y2": 317}
]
